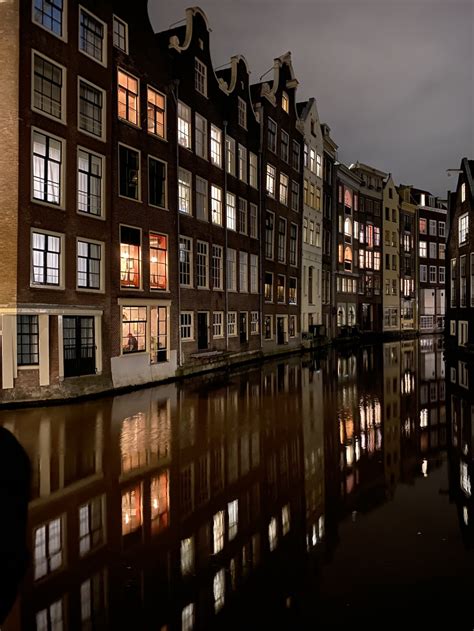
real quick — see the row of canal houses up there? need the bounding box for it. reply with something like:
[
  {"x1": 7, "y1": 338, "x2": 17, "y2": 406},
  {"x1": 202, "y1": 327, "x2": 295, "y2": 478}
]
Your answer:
[{"x1": 0, "y1": 0, "x2": 471, "y2": 404}]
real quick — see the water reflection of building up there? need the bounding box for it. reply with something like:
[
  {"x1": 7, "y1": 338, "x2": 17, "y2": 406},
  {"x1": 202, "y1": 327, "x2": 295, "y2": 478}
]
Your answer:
[
  {"x1": 1, "y1": 361, "x2": 307, "y2": 630},
  {"x1": 383, "y1": 342, "x2": 401, "y2": 495},
  {"x1": 447, "y1": 356, "x2": 474, "y2": 547},
  {"x1": 418, "y1": 336, "x2": 446, "y2": 465}
]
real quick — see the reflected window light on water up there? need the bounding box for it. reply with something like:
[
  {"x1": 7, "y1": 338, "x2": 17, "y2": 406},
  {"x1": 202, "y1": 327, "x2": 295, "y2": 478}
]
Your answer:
[
  {"x1": 121, "y1": 485, "x2": 142, "y2": 535},
  {"x1": 213, "y1": 511, "x2": 225, "y2": 553},
  {"x1": 282, "y1": 504, "x2": 290, "y2": 535},
  {"x1": 269, "y1": 517, "x2": 278, "y2": 551},
  {"x1": 463, "y1": 506, "x2": 469, "y2": 526},
  {"x1": 151, "y1": 471, "x2": 170, "y2": 533},
  {"x1": 213, "y1": 569, "x2": 225, "y2": 612},
  {"x1": 181, "y1": 537, "x2": 194, "y2": 575},
  {"x1": 422, "y1": 459, "x2": 428, "y2": 477},
  {"x1": 228, "y1": 500, "x2": 238, "y2": 541},
  {"x1": 36, "y1": 599, "x2": 63, "y2": 631},
  {"x1": 460, "y1": 462, "x2": 471, "y2": 497},
  {"x1": 420, "y1": 409, "x2": 428, "y2": 428},
  {"x1": 182, "y1": 603, "x2": 194, "y2": 631}
]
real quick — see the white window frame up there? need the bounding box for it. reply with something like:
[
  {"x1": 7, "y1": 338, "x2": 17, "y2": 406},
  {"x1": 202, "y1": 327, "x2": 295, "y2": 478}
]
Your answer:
[
  {"x1": 227, "y1": 248, "x2": 237, "y2": 292},
  {"x1": 31, "y1": 50, "x2": 67, "y2": 124},
  {"x1": 266, "y1": 163, "x2": 276, "y2": 198},
  {"x1": 226, "y1": 192, "x2": 237, "y2": 231},
  {"x1": 113, "y1": 15, "x2": 128, "y2": 53},
  {"x1": 195, "y1": 175, "x2": 208, "y2": 221},
  {"x1": 250, "y1": 203, "x2": 258, "y2": 239},
  {"x1": 76, "y1": 236, "x2": 105, "y2": 293},
  {"x1": 178, "y1": 101, "x2": 192, "y2": 149},
  {"x1": 196, "y1": 240, "x2": 209, "y2": 289},
  {"x1": 30, "y1": 228, "x2": 65, "y2": 290},
  {"x1": 212, "y1": 312, "x2": 224, "y2": 338},
  {"x1": 250, "y1": 311, "x2": 259, "y2": 335},
  {"x1": 147, "y1": 86, "x2": 166, "y2": 139},
  {"x1": 31, "y1": 127, "x2": 65, "y2": 209},
  {"x1": 178, "y1": 167, "x2": 192, "y2": 215},
  {"x1": 212, "y1": 244, "x2": 223, "y2": 290},
  {"x1": 239, "y1": 250, "x2": 248, "y2": 293},
  {"x1": 78, "y1": 5, "x2": 107, "y2": 67},
  {"x1": 250, "y1": 254, "x2": 258, "y2": 294},
  {"x1": 227, "y1": 312, "x2": 237, "y2": 337},
  {"x1": 77, "y1": 146, "x2": 105, "y2": 219},
  {"x1": 32, "y1": 0, "x2": 67, "y2": 41},
  {"x1": 194, "y1": 57, "x2": 207, "y2": 97},
  {"x1": 226, "y1": 136, "x2": 236, "y2": 176},
  {"x1": 210, "y1": 125, "x2": 222, "y2": 167},
  {"x1": 179, "y1": 236, "x2": 193, "y2": 287},
  {"x1": 459, "y1": 213, "x2": 469, "y2": 245},
  {"x1": 118, "y1": 142, "x2": 141, "y2": 202},
  {"x1": 211, "y1": 184, "x2": 223, "y2": 226},
  {"x1": 77, "y1": 76, "x2": 106, "y2": 142},
  {"x1": 249, "y1": 152, "x2": 258, "y2": 188},
  {"x1": 238, "y1": 144, "x2": 247, "y2": 182},
  {"x1": 238, "y1": 97, "x2": 247, "y2": 129},
  {"x1": 180, "y1": 312, "x2": 194, "y2": 341},
  {"x1": 195, "y1": 113, "x2": 208, "y2": 159}
]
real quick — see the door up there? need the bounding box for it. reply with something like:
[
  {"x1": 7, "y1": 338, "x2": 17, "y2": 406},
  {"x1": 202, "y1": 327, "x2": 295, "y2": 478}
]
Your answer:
[
  {"x1": 277, "y1": 317, "x2": 285, "y2": 345},
  {"x1": 239, "y1": 312, "x2": 248, "y2": 344},
  {"x1": 197, "y1": 312, "x2": 208, "y2": 350},
  {"x1": 63, "y1": 316, "x2": 95, "y2": 377}
]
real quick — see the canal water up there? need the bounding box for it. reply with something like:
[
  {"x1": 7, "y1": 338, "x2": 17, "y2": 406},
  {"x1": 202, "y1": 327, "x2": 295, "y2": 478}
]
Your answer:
[{"x1": 1, "y1": 337, "x2": 474, "y2": 630}]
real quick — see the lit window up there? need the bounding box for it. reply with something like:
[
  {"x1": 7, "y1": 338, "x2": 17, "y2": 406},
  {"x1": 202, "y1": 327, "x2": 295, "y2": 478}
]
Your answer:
[
  {"x1": 34, "y1": 518, "x2": 63, "y2": 580},
  {"x1": 149, "y1": 233, "x2": 168, "y2": 290},
  {"x1": 121, "y1": 307, "x2": 146, "y2": 354},
  {"x1": 419, "y1": 241, "x2": 427, "y2": 258},
  {"x1": 32, "y1": 130, "x2": 63, "y2": 205},
  {"x1": 213, "y1": 569, "x2": 225, "y2": 612},
  {"x1": 419, "y1": 218, "x2": 427, "y2": 234},
  {"x1": 79, "y1": 497, "x2": 104, "y2": 556},
  {"x1": 32, "y1": 52, "x2": 64, "y2": 121},
  {"x1": 194, "y1": 58, "x2": 207, "y2": 96},
  {"x1": 249, "y1": 152, "x2": 258, "y2": 188},
  {"x1": 461, "y1": 182, "x2": 466, "y2": 203},
  {"x1": 36, "y1": 600, "x2": 63, "y2": 631},
  {"x1": 79, "y1": 78, "x2": 104, "y2": 139},
  {"x1": 113, "y1": 15, "x2": 128, "y2": 53},
  {"x1": 226, "y1": 136, "x2": 236, "y2": 175},
  {"x1": 31, "y1": 231, "x2": 62, "y2": 286},
  {"x1": 121, "y1": 484, "x2": 143, "y2": 534},
  {"x1": 289, "y1": 277, "x2": 297, "y2": 304},
  {"x1": 282, "y1": 505, "x2": 290, "y2": 535},
  {"x1": 266, "y1": 164, "x2": 276, "y2": 197},
  {"x1": 282, "y1": 91, "x2": 289, "y2": 113},
  {"x1": 79, "y1": 8, "x2": 106, "y2": 64},
  {"x1": 33, "y1": 0, "x2": 64, "y2": 37},
  {"x1": 118, "y1": 69, "x2": 139, "y2": 125},
  {"x1": 178, "y1": 168, "x2": 192, "y2": 214},
  {"x1": 210, "y1": 125, "x2": 222, "y2": 167},
  {"x1": 269, "y1": 517, "x2": 278, "y2": 550},
  {"x1": 77, "y1": 239, "x2": 102, "y2": 290},
  {"x1": 213, "y1": 510, "x2": 225, "y2": 553},
  {"x1": 182, "y1": 604, "x2": 194, "y2": 631},
  {"x1": 279, "y1": 173, "x2": 289, "y2": 205},
  {"x1": 77, "y1": 149, "x2": 103, "y2": 216},
  {"x1": 177, "y1": 101, "x2": 191, "y2": 148},
  {"x1": 228, "y1": 500, "x2": 238, "y2": 540},
  {"x1": 238, "y1": 144, "x2": 247, "y2": 182},
  {"x1": 459, "y1": 213, "x2": 469, "y2": 245},
  {"x1": 120, "y1": 225, "x2": 141, "y2": 289},
  {"x1": 150, "y1": 472, "x2": 169, "y2": 531},
  {"x1": 180, "y1": 537, "x2": 194, "y2": 575},
  {"x1": 211, "y1": 184, "x2": 223, "y2": 225},
  {"x1": 147, "y1": 87, "x2": 165, "y2": 138}
]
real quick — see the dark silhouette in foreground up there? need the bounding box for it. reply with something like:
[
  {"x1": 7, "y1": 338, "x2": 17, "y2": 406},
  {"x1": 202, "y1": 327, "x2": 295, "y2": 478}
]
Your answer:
[{"x1": 0, "y1": 427, "x2": 30, "y2": 624}]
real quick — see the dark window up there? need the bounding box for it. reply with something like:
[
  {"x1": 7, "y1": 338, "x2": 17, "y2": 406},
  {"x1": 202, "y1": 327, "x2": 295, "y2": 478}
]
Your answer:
[
  {"x1": 79, "y1": 81, "x2": 103, "y2": 137},
  {"x1": 33, "y1": 0, "x2": 63, "y2": 36},
  {"x1": 119, "y1": 145, "x2": 139, "y2": 199},
  {"x1": 79, "y1": 9, "x2": 104, "y2": 63},
  {"x1": 78, "y1": 150, "x2": 102, "y2": 216},
  {"x1": 33, "y1": 54, "x2": 63, "y2": 119},
  {"x1": 17, "y1": 315, "x2": 39, "y2": 366},
  {"x1": 292, "y1": 140, "x2": 300, "y2": 171},
  {"x1": 149, "y1": 158, "x2": 166, "y2": 207},
  {"x1": 77, "y1": 241, "x2": 101, "y2": 290},
  {"x1": 267, "y1": 118, "x2": 277, "y2": 152}
]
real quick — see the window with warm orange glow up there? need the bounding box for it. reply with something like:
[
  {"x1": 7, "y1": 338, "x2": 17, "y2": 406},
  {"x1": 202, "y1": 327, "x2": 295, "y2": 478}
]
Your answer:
[
  {"x1": 151, "y1": 471, "x2": 169, "y2": 533},
  {"x1": 120, "y1": 226, "x2": 141, "y2": 289},
  {"x1": 149, "y1": 233, "x2": 167, "y2": 290},
  {"x1": 121, "y1": 484, "x2": 142, "y2": 535},
  {"x1": 118, "y1": 69, "x2": 139, "y2": 125},
  {"x1": 147, "y1": 87, "x2": 165, "y2": 138}
]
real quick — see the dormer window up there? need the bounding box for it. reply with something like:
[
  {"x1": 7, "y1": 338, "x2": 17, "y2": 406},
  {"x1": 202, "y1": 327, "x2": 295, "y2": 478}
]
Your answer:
[
  {"x1": 282, "y1": 91, "x2": 289, "y2": 113},
  {"x1": 461, "y1": 182, "x2": 466, "y2": 203},
  {"x1": 195, "y1": 58, "x2": 207, "y2": 97}
]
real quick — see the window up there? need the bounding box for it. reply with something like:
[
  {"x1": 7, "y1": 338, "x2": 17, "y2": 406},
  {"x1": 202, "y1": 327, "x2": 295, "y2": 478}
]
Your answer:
[
  {"x1": 122, "y1": 307, "x2": 146, "y2": 353},
  {"x1": 211, "y1": 185, "x2": 223, "y2": 225},
  {"x1": 277, "y1": 275, "x2": 285, "y2": 303},
  {"x1": 290, "y1": 224, "x2": 297, "y2": 266},
  {"x1": 17, "y1": 315, "x2": 39, "y2": 366},
  {"x1": 249, "y1": 152, "x2": 258, "y2": 188},
  {"x1": 227, "y1": 248, "x2": 237, "y2": 291},
  {"x1": 265, "y1": 211, "x2": 274, "y2": 259},
  {"x1": 148, "y1": 157, "x2": 166, "y2": 208},
  {"x1": 459, "y1": 213, "x2": 469, "y2": 245},
  {"x1": 250, "y1": 203, "x2": 258, "y2": 238},
  {"x1": 451, "y1": 258, "x2": 457, "y2": 307},
  {"x1": 251, "y1": 312, "x2": 259, "y2": 334},
  {"x1": 264, "y1": 272, "x2": 273, "y2": 302},
  {"x1": 250, "y1": 254, "x2": 258, "y2": 293},
  {"x1": 196, "y1": 241, "x2": 209, "y2": 289},
  {"x1": 289, "y1": 315, "x2": 296, "y2": 337},
  {"x1": 113, "y1": 15, "x2": 128, "y2": 53},
  {"x1": 180, "y1": 312, "x2": 194, "y2": 340},
  {"x1": 460, "y1": 254, "x2": 467, "y2": 306},
  {"x1": 196, "y1": 176, "x2": 208, "y2": 221},
  {"x1": 147, "y1": 87, "x2": 165, "y2": 138},
  {"x1": 150, "y1": 233, "x2": 168, "y2": 291},
  {"x1": 79, "y1": 497, "x2": 104, "y2": 556},
  {"x1": 34, "y1": 518, "x2": 63, "y2": 580},
  {"x1": 213, "y1": 312, "x2": 224, "y2": 338},
  {"x1": 194, "y1": 58, "x2": 207, "y2": 96},
  {"x1": 179, "y1": 236, "x2": 192, "y2": 287},
  {"x1": 419, "y1": 241, "x2": 427, "y2": 258},
  {"x1": 267, "y1": 118, "x2": 277, "y2": 152},
  {"x1": 316, "y1": 153, "x2": 322, "y2": 178},
  {"x1": 461, "y1": 182, "x2": 466, "y2": 202},
  {"x1": 429, "y1": 265, "x2": 437, "y2": 283},
  {"x1": 120, "y1": 226, "x2": 141, "y2": 289},
  {"x1": 429, "y1": 242, "x2": 437, "y2": 259},
  {"x1": 78, "y1": 78, "x2": 104, "y2": 139},
  {"x1": 32, "y1": 52, "x2": 65, "y2": 121},
  {"x1": 119, "y1": 144, "x2": 140, "y2": 200},
  {"x1": 439, "y1": 243, "x2": 446, "y2": 259},
  {"x1": 239, "y1": 251, "x2": 248, "y2": 293},
  {"x1": 419, "y1": 265, "x2": 427, "y2": 283},
  {"x1": 439, "y1": 266, "x2": 445, "y2": 284},
  {"x1": 223, "y1": 136, "x2": 235, "y2": 177},
  {"x1": 212, "y1": 245, "x2": 223, "y2": 290},
  {"x1": 118, "y1": 69, "x2": 139, "y2": 126},
  {"x1": 419, "y1": 218, "x2": 427, "y2": 234},
  {"x1": 79, "y1": 8, "x2": 106, "y2": 64},
  {"x1": 210, "y1": 125, "x2": 222, "y2": 167},
  {"x1": 238, "y1": 144, "x2": 247, "y2": 182},
  {"x1": 178, "y1": 168, "x2": 192, "y2": 214},
  {"x1": 471, "y1": 253, "x2": 474, "y2": 307},
  {"x1": 32, "y1": 130, "x2": 62, "y2": 205},
  {"x1": 226, "y1": 192, "x2": 237, "y2": 231},
  {"x1": 459, "y1": 322, "x2": 469, "y2": 347},
  {"x1": 266, "y1": 164, "x2": 276, "y2": 197},
  {"x1": 264, "y1": 315, "x2": 273, "y2": 339},
  {"x1": 292, "y1": 141, "x2": 300, "y2": 171},
  {"x1": 77, "y1": 149, "x2": 103, "y2": 216},
  {"x1": 227, "y1": 312, "x2": 237, "y2": 336},
  {"x1": 178, "y1": 102, "x2": 191, "y2": 148},
  {"x1": 282, "y1": 91, "x2": 289, "y2": 113},
  {"x1": 238, "y1": 97, "x2": 247, "y2": 128},
  {"x1": 438, "y1": 221, "x2": 446, "y2": 237},
  {"x1": 291, "y1": 181, "x2": 300, "y2": 212},
  {"x1": 33, "y1": 0, "x2": 64, "y2": 37},
  {"x1": 374, "y1": 251, "x2": 380, "y2": 270},
  {"x1": 279, "y1": 173, "x2": 289, "y2": 205},
  {"x1": 281, "y1": 131, "x2": 289, "y2": 163},
  {"x1": 309, "y1": 149, "x2": 316, "y2": 173},
  {"x1": 289, "y1": 277, "x2": 297, "y2": 304},
  {"x1": 194, "y1": 113, "x2": 207, "y2": 159},
  {"x1": 77, "y1": 239, "x2": 102, "y2": 290},
  {"x1": 239, "y1": 198, "x2": 248, "y2": 234},
  {"x1": 429, "y1": 219, "x2": 437, "y2": 236},
  {"x1": 278, "y1": 218, "x2": 286, "y2": 263},
  {"x1": 31, "y1": 231, "x2": 62, "y2": 286}
]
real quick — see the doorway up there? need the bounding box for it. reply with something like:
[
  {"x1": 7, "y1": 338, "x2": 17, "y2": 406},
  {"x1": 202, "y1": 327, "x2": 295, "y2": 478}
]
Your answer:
[
  {"x1": 197, "y1": 312, "x2": 209, "y2": 350},
  {"x1": 63, "y1": 316, "x2": 95, "y2": 377}
]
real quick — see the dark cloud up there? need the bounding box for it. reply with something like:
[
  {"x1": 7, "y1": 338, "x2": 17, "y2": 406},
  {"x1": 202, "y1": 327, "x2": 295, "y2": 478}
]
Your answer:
[{"x1": 149, "y1": 0, "x2": 473, "y2": 196}]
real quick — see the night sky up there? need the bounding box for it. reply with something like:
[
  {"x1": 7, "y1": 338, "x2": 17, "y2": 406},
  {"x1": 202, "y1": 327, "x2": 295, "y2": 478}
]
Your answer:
[{"x1": 149, "y1": 0, "x2": 473, "y2": 197}]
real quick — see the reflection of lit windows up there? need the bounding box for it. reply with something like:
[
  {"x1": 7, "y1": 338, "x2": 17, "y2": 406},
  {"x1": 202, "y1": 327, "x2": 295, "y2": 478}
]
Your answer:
[
  {"x1": 228, "y1": 500, "x2": 238, "y2": 541},
  {"x1": 151, "y1": 472, "x2": 169, "y2": 533},
  {"x1": 81, "y1": 572, "x2": 105, "y2": 627},
  {"x1": 182, "y1": 603, "x2": 194, "y2": 631},
  {"x1": 181, "y1": 537, "x2": 194, "y2": 575},
  {"x1": 354, "y1": 438, "x2": 360, "y2": 462},
  {"x1": 282, "y1": 505, "x2": 290, "y2": 535},
  {"x1": 318, "y1": 515, "x2": 325, "y2": 539},
  {"x1": 36, "y1": 599, "x2": 63, "y2": 631},
  {"x1": 213, "y1": 511, "x2": 225, "y2": 553},
  {"x1": 422, "y1": 459, "x2": 428, "y2": 477},
  {"x1": 463, "y1": 506, "x2": 469, "y2": 526},
  {"x1": 420, "y1": 408, "x2": 428, "y2": 428},
  {"x1": 214, "y1": 569, "x2": 225, "y2": 612},
  {"x1": 461, "y1": 462, "x2": 471, "y2": 497},
  {"x1": 268, "y1": 517, "x2": 278, "y2": 551},
  {"x1": 121, "y1": 485, "x2": 143, "y2": 535},
  {"x1": 34, "y1": 518, "x2": 63, "y2": 580},
  {"x1": 79, "y1": 496, "x2": 103, "y2": 556}
]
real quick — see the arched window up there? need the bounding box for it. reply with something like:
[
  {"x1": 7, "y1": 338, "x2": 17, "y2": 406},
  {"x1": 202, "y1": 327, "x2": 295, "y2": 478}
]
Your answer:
[
  {"x1": 344, "y1": 246, "x2": 353, "y2": 271},
  {"x1": 308, "y1": 267, "x2": 314, "y2": 304}
]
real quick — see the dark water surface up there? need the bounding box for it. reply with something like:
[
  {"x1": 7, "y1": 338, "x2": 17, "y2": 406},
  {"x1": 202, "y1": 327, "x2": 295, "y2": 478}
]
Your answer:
[{"x1": 2, "y1": 337, "x2": 474, "y2": 630}]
